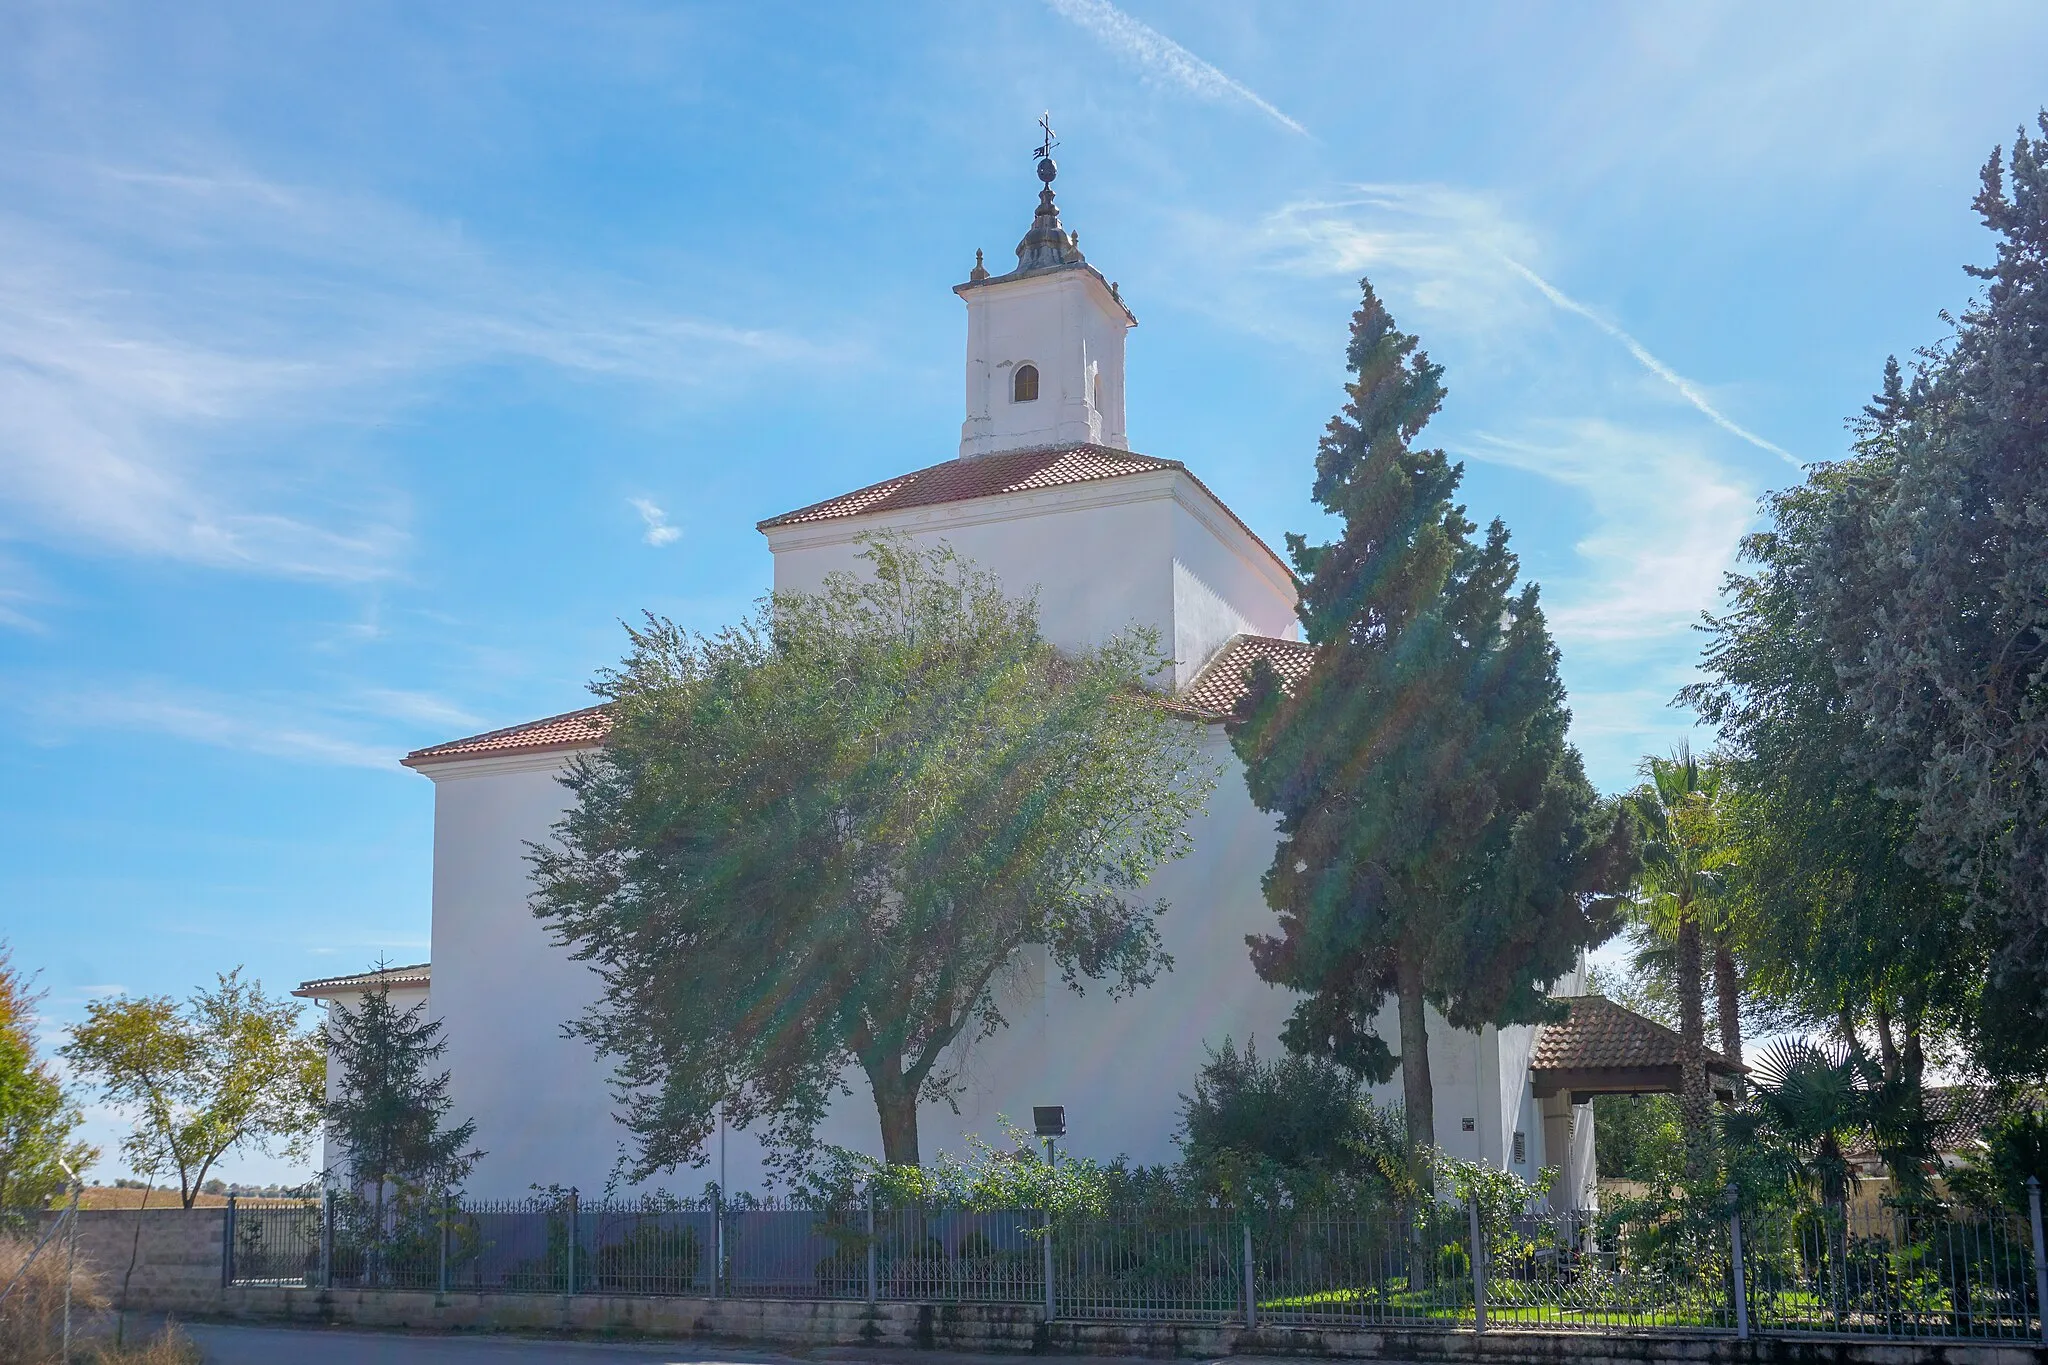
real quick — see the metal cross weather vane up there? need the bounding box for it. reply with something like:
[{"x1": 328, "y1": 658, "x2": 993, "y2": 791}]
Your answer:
[{"x1": 1034, "y1": 112, "x2": 1059, "y2": 162}]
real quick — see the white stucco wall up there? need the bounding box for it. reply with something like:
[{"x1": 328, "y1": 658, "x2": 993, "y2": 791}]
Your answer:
[
  {"x1": 958, "y1": 268, "x2": 1130, "y2": 457},
  {"x1": 764, "y1": 471, "x2": 1294, "y2": 690},
  {"x1": 407, "y1": 729, "x2": 1562, "y2": 1199},
  {"x1": 419, "y1": 753, "x2": 630, "y2": 1199}
]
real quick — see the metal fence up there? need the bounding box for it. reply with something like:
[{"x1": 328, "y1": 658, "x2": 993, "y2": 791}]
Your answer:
[{"x1": 222, "y1": 1179, "x2": 2048, "y2": 1343}]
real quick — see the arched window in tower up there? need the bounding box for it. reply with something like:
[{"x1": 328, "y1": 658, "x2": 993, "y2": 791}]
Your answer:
[{"x1": 1012, "y1": 363, "x2": 1039, "y2": 403}]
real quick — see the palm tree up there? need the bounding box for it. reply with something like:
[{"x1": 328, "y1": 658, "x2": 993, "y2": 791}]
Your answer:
[
  {"x1": 1727, "y1": 1037, "x2": 1885, "y2": 1323},
  {"x1": 1629, "y1": 746, "x2": 1736, "y2": 1176},
  {"x1": 1729, "y1": 1038, "x2": 1874, "y2": 1208}
]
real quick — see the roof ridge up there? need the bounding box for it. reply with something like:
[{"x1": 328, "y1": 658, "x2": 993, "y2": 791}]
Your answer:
[{"x1": 756, "y1": 443, "x2": 1178, "y2": 532}]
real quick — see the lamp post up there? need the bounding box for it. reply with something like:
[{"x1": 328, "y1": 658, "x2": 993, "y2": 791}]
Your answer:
[{"x1": 1033, "y1": 1106, "x2": 1065, "y2": 1324}]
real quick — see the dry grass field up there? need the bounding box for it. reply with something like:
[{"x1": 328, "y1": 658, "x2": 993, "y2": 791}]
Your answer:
[{"x1": 72, "y1": 1187, "x2": 304, "y2": 1210}]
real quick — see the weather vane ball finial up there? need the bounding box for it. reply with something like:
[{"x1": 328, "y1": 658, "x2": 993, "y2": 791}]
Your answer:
[{"x1": 1034, "y1": 111, "x2": 1059, "y2": 181}]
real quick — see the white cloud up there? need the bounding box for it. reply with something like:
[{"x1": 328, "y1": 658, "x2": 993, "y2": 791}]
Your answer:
[
  {"x1": 1255, "y1": 187, "x2": 1799, "y2": 470},
  {"x1": 347, "y1": 688, "x2": 484, "y2": 731},
  {"x1": 1463, "y1": 420, "x2": 1753, "y2": 645},
  {"x1": 1255, "y1": 186, "x2": 1550, "y2": 340},
  {"x1": 0, "y1": 160, "x2": 844, "y2": 615},
  {"x1": 20, "y1": 681, "x2": 404, "y2": 770},
  {"x1": 631, "y1": 497, "x2": 682, "y2": 547},
  {"x1": 1043, "y1": 0, "x2": 1309, "y2": 138},
  {"x1": 1499, "y1": 260, "x2": 1801, "y2": 468}
]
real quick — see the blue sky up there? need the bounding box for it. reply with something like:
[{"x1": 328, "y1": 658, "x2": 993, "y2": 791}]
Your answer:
[{"x1": 3, "y1": 1, "x2": 2042, "y2": 1182}]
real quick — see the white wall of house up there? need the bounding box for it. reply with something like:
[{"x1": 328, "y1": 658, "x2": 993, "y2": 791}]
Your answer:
[
  {"x1": 763, "y1": 470, "x2": 1296, "y2": 691},
  {"x1": 418, "y1": 752, "x2": 628, "y2": 1199},
  {"x1": 405, "y1": 719, "x2": 1587, "y2": 1206}
]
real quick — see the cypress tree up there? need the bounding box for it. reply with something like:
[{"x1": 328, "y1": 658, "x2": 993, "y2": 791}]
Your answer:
[{"x1": 1230, "y1": 281, "x2": 1633, "y2": 1155}]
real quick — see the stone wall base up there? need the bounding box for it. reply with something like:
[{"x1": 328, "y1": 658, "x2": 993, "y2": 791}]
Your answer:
[{"x1": 143, "y1": 1286, "x2": 2045, "y2": 1365}]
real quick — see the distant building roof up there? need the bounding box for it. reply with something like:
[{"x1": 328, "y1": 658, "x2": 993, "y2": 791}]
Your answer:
[
  {"x1": 402, "y1": 706, "x2": 613, "y2": 769},
  {"x1": 1532, "y1": 995, "x2": 1742, "y2": 1101},
  {"x1": 294, "y1": 962, "x2": 431, "y2": 999}
]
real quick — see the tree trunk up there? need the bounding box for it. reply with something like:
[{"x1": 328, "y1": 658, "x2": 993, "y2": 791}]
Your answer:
[
  {"x1": 1873, "y1": 998, "x2": 1901, "y2": 1085},
  {"x1": 1712, "y1": 935, "x2": 1745, "y2": 1102},
  {"x1": 869, "y1": 1064, "x2": 922, "y2": 1166},
  {"x1": 1396, "y1": 955, "x2": 1435, "y2": 1159},
  {"x1": 1836, "y1": 1003, "x2": 1859, "y2": 1050},
  {"x1": 1675, "y1": 911, "x2": 1711, "y2": 1178}
]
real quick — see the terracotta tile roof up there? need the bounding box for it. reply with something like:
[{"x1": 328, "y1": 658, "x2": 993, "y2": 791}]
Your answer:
[
  {"x1": 756, "y1": 444, "x2": 1293, "y2": 580},
  {"x1": 294, "y1": 962, "x2": 430, "y2": 999},
  {"x1": 1170, "y1": 634, "x2": 1317, "y2": 720},
  {"x1": 1533, "y1": 995, "x2": 1741, "y2": 1075},
  {"x1": 757, "y1": 444, "x2": 1177, "y2": 530},
  {"x1": 401, "y1": 705, "x2": 613, "y2": 768},
  {"x1": 407, "y1": 637, "x2": 1314, "y2": 765}
]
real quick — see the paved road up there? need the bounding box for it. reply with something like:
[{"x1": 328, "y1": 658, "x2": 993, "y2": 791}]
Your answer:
[
  {"x1": 183, "y1": 1323, "x2": 812, "y2": 1364},
  {"x1": 181, "y1": 1325, "x2": 1222, "y2": 1365}
]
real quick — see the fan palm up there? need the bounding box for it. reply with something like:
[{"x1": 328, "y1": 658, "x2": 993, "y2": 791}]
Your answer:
[
  {"x1": 1728, "y1": 1037, "x2": 1877, "y2": 1207},
  {"x1": 1727, "y1": 1037, "x2": 1888, "y2": 1322}
]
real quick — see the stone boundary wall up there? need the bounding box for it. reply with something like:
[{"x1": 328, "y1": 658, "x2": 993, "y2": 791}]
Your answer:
[
  {"x1": 41, "y1": 1208, "x2": 226, "y2": 1308},
  {"x1": 169, "y1": 1286, "x2": 2048, "y2": 1365},
  {"x1": 42, "y1": 1211, "x2": 2048, "y2": 1365}
]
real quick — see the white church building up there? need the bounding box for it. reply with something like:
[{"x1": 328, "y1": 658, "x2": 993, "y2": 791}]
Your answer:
[{"x1": 300, "y1": 154, "x2": 1726, "y2": 1208}]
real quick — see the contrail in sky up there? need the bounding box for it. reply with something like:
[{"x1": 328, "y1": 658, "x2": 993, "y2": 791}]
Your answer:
[
  {"x1": 1502, "y1": 257, "x2": 1801, "y2": 469},
  {"x1": 1044, "y1": 0, "x2": 1310, "y2": 138}
]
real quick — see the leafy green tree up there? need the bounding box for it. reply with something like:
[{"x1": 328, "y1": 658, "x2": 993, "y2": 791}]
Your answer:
[
  {"x1": 1689, "y1": 118, "x2": 2048, "y2": 1086},
  {"x1": 531, "y1": 537, "x2": 1213, "y2": 1177},
  {"x1": 1591, "y1": 1094, "x2": 1683, "y2": 1184},
  {"x1": 0, "y1": 949, "x2": 95, "y2": 1220},
  {"x1": 1725, "y1": 1038, "x2": 1877, "y2": 1210},
  {"x1": 1628, "y1": 747, "x2": 1737, "y2": 1170},
  {"x1": 1228, "y1": 280, "x2": 1633, "y2": 1155},
  {"x1": 1817, "y1": 120, "x2": 2048, "y2": 1026},
  {"x1": 1949, "y1": 1109, "x2": 2048, "y2": 1212},
  {"x1": 1683, "y1": 389, "x2": 1986, "y2": 1144},
  {"x1": 321, "y1": 971, "x2": 480, "y2": 1196},
  {"x1": 63, "y1": 970, "x2": 322, "y2": 1209}
]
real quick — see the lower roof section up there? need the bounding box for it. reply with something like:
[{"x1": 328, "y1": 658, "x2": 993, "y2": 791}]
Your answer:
[
  {"x1": 402, "y1": 632, "x2": 1315, "y2": 769},
  {"x1": 294, "y1": 962, "x2": 431, "y2": 1000}
]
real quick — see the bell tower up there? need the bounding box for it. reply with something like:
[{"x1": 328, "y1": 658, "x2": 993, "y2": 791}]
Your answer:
[{"x1": 955, "y1": 121, "x2": 1136, "y2": 459}]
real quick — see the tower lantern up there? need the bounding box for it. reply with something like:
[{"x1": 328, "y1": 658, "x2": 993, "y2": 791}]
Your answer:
[{"x1": 954, "y1": 122, "x2": 1135, "y2": 459}]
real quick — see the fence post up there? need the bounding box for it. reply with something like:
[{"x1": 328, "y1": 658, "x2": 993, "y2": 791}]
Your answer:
[
  {"x1": 221, "y1": 1195, "x2": 237, "y2": 1287},
  {"x1": 565, "y1": 1187, "x2": 579, "y2": 1296},
  {"x1": 1467, "y1": 1193, "x2": 1486, "y2": 1334},
  {"x1": 1041, "y1": 1207, "x2": 1055, "y2": 1325},
  {"x1": 320, "y1": 1189, "x2": 334, "y2": 1290},
  {"x1": 438, "y1": 1189, "x2": 451, "y2": 1297},
  {"x1": 2029, "y1": 1176, "x2": 2048, "y2": 1348},
  {"x1": 710, "y1": 1187, "x2": 722, "y2": 1299},
  {"x1": 865, "y1": 1181, "x2": 878, "y2": 1305},
  {"x1": 1727, "y1": 1183, "x2": 1750, "y2": 1341},
  {"x1": 1242, "y1": 1218, "x2": 1257, "y2": 1330}
]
